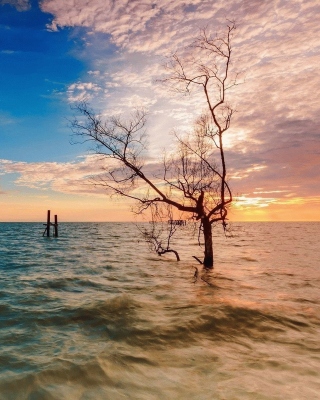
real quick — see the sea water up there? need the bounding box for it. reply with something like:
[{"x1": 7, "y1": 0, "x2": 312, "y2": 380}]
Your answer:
[{"x1": 0, "y1": 222, "x2": 319, "y2": 399}]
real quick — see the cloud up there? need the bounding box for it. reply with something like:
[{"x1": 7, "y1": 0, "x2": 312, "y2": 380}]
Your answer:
[
  {"x1": 0, "y1": 0, "x2": 30, "y2": 11},
  {"x1": 42, "y1": 0, "x2": 189, "y2": 51},
  {"x1": 0, "y1": 156, "x2": 106, "y2": 195},
  {"x1": 34, "y1": 0, "x2": 320, "y2": 217},
  {"x1": 41, "y1": 0, "x2": 320, "y2": 125},
  {"x1": 67, "y1": 81, "x2": 102, "y2": 102},
  {"x1": 0, "y1": 155, "x2": 165, "y2": 197}
]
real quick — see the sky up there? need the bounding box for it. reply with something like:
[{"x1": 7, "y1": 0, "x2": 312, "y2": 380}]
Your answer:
[{"x1": 0, "y1": 0, "x2": 319, "y2": 222}]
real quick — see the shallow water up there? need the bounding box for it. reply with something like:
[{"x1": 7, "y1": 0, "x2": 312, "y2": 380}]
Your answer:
[{"x1": 0, "y1": 222, "x2": 319, "y2": 399}]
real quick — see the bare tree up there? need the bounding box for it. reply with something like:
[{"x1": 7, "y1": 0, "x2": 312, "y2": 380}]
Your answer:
[
  {"x1": 138, "y1": 203, "x2": 181, "y2": 261},
  {"x1": 71, "y1": 21, "x2": 237, "y2": 269}
]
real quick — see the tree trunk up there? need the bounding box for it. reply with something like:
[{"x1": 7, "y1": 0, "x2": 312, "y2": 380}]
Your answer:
[{"x1": 202, "y1": 216, "x2": 214, "y2": 268}]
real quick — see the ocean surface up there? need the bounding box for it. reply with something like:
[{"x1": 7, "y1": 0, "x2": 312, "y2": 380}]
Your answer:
[{"x1": 0, "y1": 222, "x2": 319, "y2": 400}]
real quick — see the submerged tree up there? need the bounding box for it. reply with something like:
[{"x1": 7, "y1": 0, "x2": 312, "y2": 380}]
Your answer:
[
  {"x1": 72, "y1": 22, "x2": 237, "y2": 268},
  {"x1": 138, "y1": 203, "x2": 181, "y2": 262}
]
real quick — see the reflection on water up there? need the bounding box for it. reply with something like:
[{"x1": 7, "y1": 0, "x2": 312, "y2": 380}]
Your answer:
[{"x1": 0, "y1": 222, "x2": 319, "y2": 399}]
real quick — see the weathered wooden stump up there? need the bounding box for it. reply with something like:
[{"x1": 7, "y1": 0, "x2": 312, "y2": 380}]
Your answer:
[
  {"x1": 53, "y1": 215, "x2": 58, "y2": 237},
  {"x1": 43, "y1": 210, "x2": 58, "y2": 237}
]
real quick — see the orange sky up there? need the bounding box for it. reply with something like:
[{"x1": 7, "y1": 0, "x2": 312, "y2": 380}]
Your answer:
[{"x1": 1, "y1": 190, "x2": 319, "y2": 222}]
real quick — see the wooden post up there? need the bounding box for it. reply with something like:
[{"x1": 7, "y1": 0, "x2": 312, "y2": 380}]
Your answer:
[
  {"x1": 46, "y1": 210, "x2": 51, "y2": 237},
  {"x1": 54, "y1": 214, "x2": 58, "y2": 237}
]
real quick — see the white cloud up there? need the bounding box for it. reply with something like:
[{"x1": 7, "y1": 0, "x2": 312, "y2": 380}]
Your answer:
[
  {"x1": 0, "y1": 155, "x2": 167, "y2": 199},
  {"x1": 67, "y1": 81, "x2": 102, "y2": 102},
  {"x1": 0, "y1": 156, "x2": 108, "y2": 195}
]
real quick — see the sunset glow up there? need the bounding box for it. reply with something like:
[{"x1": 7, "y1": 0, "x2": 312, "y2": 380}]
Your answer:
[{"x1": 0, "y1": 0, "x2": 319, "y2": 222}]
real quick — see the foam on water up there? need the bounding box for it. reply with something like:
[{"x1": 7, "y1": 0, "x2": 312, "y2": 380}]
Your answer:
[{"x1": 0, "y1": 222, "x2": 319, "y2": 399}]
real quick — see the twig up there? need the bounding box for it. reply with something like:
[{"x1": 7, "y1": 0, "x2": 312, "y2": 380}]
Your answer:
[{"x1": 192, "y1": 255, "x2": 203, "y2": 264}]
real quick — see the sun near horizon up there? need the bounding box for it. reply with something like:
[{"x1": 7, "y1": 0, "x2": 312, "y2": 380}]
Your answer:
[{"x1": 1, "y1": 193, "x2": 319, "y2": 222}]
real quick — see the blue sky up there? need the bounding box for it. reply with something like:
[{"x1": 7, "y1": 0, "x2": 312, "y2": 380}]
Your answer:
[
  {"x1": 0, "y1": 1, "x2": 86, "y2": 162},
  {"x1": 0, "y1": 0, "x2": 320, "y2": 221}
]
